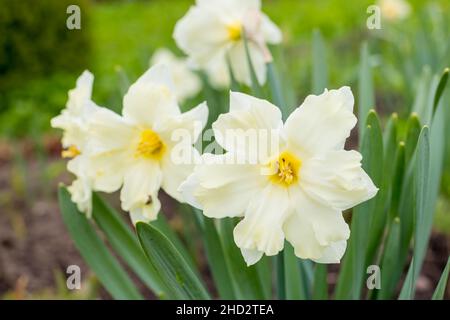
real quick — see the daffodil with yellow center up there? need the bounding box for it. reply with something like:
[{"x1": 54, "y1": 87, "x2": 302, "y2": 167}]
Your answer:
[
  {"x1": 173, "y1": 0, "x2": 282, "y2": 88},
  {"x1": 135, "y1": 129, "x2": 165, "y2": 160},
  {"x1": 87, "y1": 64, "x2": 208, "y2": 224},
  {"x1": 180, "y1": 89, "x2": 378, "y2": 266},
  {"x1": 51, "y1": 70, "x2": 100, "y2": 217},
  {"x1": 269, "y1": 151, "x2": 301, "y2": 187},
  {"x1": 227, "y1": 21, "x2": 242, "y2": 42}
]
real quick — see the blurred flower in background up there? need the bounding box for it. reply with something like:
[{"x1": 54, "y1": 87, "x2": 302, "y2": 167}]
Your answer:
[
  {"x1": 173, "y1": 0, "x2": 282, "y2": 88},
  {"x1": 150, "y1": 48, "x2": 201, "y2": 103},
  {"x1": 377, "y1": 0, "x2": 412, "y2": 21}
]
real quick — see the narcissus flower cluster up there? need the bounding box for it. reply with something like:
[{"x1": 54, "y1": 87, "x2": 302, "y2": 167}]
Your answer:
[{"x1": 53, "y1": 1, "x2": 377, "y2": 266}]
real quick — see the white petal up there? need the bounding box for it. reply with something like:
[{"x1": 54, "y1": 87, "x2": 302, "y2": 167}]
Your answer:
[
  {"x1": 74, "y1": 70, "x2": 94, "y2": 99},
  {"x1": 161, "y1": 147, "x2": 200, "y2": 203},
  {"x1": 203, "y1": 56, "x2": 230, "y2": 88},
  {"x1": 89, "y1": 150, "x2": 130, "y2": 193},
  {"x1": 65, "y1": 70, "x2": 94, "y2": 115},
  {"x1": 122, "y1": 65, "x2": 180, "y2": 127},
  {"x1": 155, "y1": 102, "x2": 208, "y2": 147},
  {"x1": 178, "y1": 170, "x2": 203, "y2": 209},
  {"x1": 228, "y1": 41, "x2": 267, "y2": 86},
  {"x1": 179, "y1": 153, "x2": 266, "y2": 218},
  {"x1": 68, "y1": 177, "x2": 93, "y2": 218},
  {"x1": 173, "y1": 5, "x2": 229, "y2": 67},
  {"x1": 312, "y1": 240, "x2": 347, "y2": 264},
  {"x1": 241, "y1": 248, "x2": 264, "y2": 266},
  {"x1": 129, "y1": 196, "x2": 161, "y2": 224},
  {"x1": 261, "y1": 14, "x2": 282, "y2": 44},
  {"x1": 300, "y1": 150, "x2": 378, "y2": 210},
  {"x1": 120, "y1": 160, "x2": 162, "y2": 212},
  {"x1": 213, "y1": 92, "x2": 283, "y2": 158},
  {"x1": 67, "y1": 156, "x2": 93, "y2": 217},
  {"x1": 284, "y1": 187, "x2": 350, "y2": 261},
  {"x1": 51, "y1": 70, "x2": 97, "y2": 149},
  {"x1": 88, "y1": 107, "x2": 136, "y2": 154},
  {"x1": 284, "y1": 86, "x2": 357, "y2": 156},
  {"x1": 233, "y1": 184, "x2": 289, "y2": 257}
]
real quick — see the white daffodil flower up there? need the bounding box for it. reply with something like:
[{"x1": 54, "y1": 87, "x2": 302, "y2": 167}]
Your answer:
[
  {"x1": 51, "y1": 71, "x2": 99, "y2": 217},
  {"x1": 377, "y1": 0, "x2": 411, "y2": 21},
  {"x1": 180, "y1": 88, "x2": 378, "y2": 266},
  {"x1": 173, "y1": 0, "x2": 282, "y2": 88},
  {"x1": 87, "y1": 64, "x2": 208, "y2": 224},
  {"x1": 151, "y1": 48, "x2": 202, "y2": 103}
]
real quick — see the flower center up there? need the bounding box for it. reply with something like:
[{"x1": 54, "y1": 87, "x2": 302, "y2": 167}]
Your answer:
[
  {"x1": 62, "y1": 145, "x2": 80, "y2": 159},
  {"x1": 135, "y1": 129, "x2": 165, "y2": 159},
  {"x1": 227, "y1": 21, "x2": 242, "y2": 41},
  {"x1": 269, "y1": 151, "x2": 302, "y2": 187}
]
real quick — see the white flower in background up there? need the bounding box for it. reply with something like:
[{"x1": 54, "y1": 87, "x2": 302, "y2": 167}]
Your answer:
[
  {"x1": 377, "y1": 0, "x2": 411, "y2": 21},
  {"x1": 87, "y1": 65, "x2": 208, "y2": 224},
  {"x1": 150, "y1": 48, "x2": 202, "y2": 102},
  {"x1": 180, "y1": 88, "x2": 378, "y2": 265},
  {"x1": 173, "y1": 0, "x2": 282, "y2": 88},
  {"x1": 51, "y1": 71, "x2": 98, "y2": 217}
]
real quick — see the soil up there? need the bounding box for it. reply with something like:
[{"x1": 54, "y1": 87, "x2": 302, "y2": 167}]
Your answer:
[{"x1": 0, "y1": 138, "x2": 448, "y2": 299}]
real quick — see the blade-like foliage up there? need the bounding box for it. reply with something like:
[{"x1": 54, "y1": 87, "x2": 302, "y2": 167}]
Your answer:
[
  {"x1": 58, "y1": 187, "x2": 142, "y2": 300},
  {"x1": 136, "y1": 222, "x2": 210, "y2": 300}
]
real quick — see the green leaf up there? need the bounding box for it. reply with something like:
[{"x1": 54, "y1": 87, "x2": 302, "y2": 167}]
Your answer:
[
  {"x1": 201, "y1": 217, "x2": 236, "y2": 299},
  {"x1": 312, "y1": 264, "x2": 328, "y2": 300},
  {"x1": 377, "y1": 217, "x2": 401, "y2": 299},
  {"x1": 136, "y1": 222, "x2": 210, "y2": 300},
  {"x1": 284, "y1": 244, "x2": 304, "y2": 299},
  {"x1": 219, "y1": 219, "x2": 266, "y2": 299},
  {"x1": 276, "y1": 251, "x2": 286, "y2": 300},
  {"x1": 404, "y1": 113, "x2": 421, "y2": 164},
  {"x1": 432, "y1": 257, "x2": 450, "y2": 300},
  {"x1": 283, "y1": 245, "x2": 314, "y2": 300},
  {"x1": 267, "y1": 62, "x2": 287, "y2": 117},
  {"x1": 58, "y1": 187, "x2": 142, "y2": 300},
  {"x1": 389, "y1": 142, "x2": 406, "y2": 221},
  {"x1": 398, "y1": 115, "x2": 421, "y2": 258},
  {"x1": 412, "y1": 67, "x2": 432, "y2": 125},
  {"x1": 336, "y1": 110, "x2": 383, "y2": 299},
  {"x1": 298, "y1": 259, "x2": 314, "y2": 299},
  {"x1": 358, "y1": 42, "x2": 375, "y2": 139},
  {"x1": 399, "y1": 126, "x2": 430, "y2": 299},
  {"x1": 151, "y1": 213, "x2": 198, "y2": 275},
  {"x1": 433, "y1": 68, "x2": 449, "y2": 114},
  {"x1": 91, "y1": 193, "x2": 166, "y2": 298},
  {"x1": 383, "y1": 112, "x2": 398, "y2": 156},
  {"x1": 311, "y1": 29, "x2": 328, "y2": 95},
  {"x1": 366, "y1": 114, "x2": 400, "y2": 265}
]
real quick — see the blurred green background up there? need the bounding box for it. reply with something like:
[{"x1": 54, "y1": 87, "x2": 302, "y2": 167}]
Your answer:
[{"x1": 0, "y1": 0, "x2": 449, "y2": 299}]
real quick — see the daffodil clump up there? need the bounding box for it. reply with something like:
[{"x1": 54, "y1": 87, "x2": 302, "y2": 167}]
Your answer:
[{"x1": 53, "y1": 0, "x2": 449, "y2": 301}]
